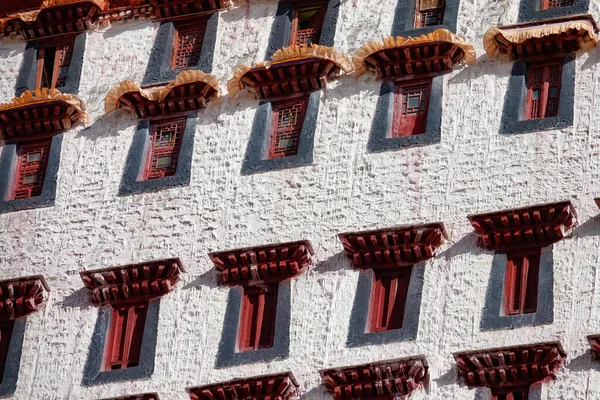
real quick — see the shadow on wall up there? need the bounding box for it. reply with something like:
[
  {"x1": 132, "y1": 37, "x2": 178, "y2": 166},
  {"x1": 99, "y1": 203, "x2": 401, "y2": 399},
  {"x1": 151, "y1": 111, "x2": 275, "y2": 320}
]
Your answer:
[
  {"x1": 310, "y1": 251, "x2": 349, "y2": 275},
  {"x1": 437, "y1": 232, "x2": 480, "y2": 261},
  {"x1": 434, "y1": 365, "x2": 457, "y2": 389},
  {"x1": 74, "y1": 111, "x2": 139, "y2": 142},
  {"x1": 574, "y1": 214, "x2": 600, "y2": 239},
  {"x1": 57, "y1": 287, "x2": 94, "y2": 311},
  {"x1": 182, "y1": 268, "x2": 219, "y2": 290},
  {"x1": 564, "y1": 350, "x2": 595, "y2": 372}
]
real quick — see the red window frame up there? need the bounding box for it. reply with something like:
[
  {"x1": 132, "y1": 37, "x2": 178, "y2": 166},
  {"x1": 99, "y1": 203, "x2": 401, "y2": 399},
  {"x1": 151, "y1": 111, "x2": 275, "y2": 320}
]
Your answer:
[
  {"x1": 143, "y1": 118, "x2": 185, "y2": 180},
  {"x1": 238, "y1": 285, "x2": 278, "y2": 352},
  {"x1": 491, "y1": 386, "x2": 529, "y2": 400},
  {"x1": 504, "y1": 248, "x2": 541, "y2": 316},
  {"x1": 36, "y1": 37, "x2": 75, "y2": 89},
  {"x1": 541, "y1": 0, "x2": 574, "y2": 10},
  {"x1": 268, "y1": 98, "x2": 308, "y2": 159},
  {"x1": 290, "y1": 2, "x2": 328, "y2": 46},
  {"x1": 104, "y1": 302, "x2": 148, "y2": 371},
  {"x1": 414, "y1": 0, "x2": 445, "y2": 28},
  {"x1": 0, "y1": 321, "x2": 14, "y2": 384},
  {"x1": 525, "y1": 61, "x2": 562, "y2": 120},
  {"x1": 369, "y1": 269, "x2": 411, "y2": 332},
  {"x1": 171, "y1": 19, "x2": 207, "y2": 70},
  {"x1": 11, "y1": 140, "x2": 52, "y2": 200},
  {"x1": 391, "y1": 80, "x2": 432, "y2": 137}
]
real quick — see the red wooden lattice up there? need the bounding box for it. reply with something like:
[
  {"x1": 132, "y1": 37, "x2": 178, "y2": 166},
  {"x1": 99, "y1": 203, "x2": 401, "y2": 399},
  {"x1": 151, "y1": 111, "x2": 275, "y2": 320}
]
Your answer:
[
  {"x1": 13, "y1": 141, "x2": 51, "y2": 200},
  {"x1": 171, "y1": 20, "x2": 207, "y2": 70},
  {"x1": 504, "y1": 248, "x2": 540, "y2": 316},
  {"x1": 0, "y1": 321, "x2": 14, "y2": 384},
  {"x1": 105, "y1": 302, "x2": 148, "y2": 371},
  {"x1": 238, "y1": 285, "x2": 278, "y2": 352},
  {"x1": 525, "y1": 62, "x2": 561, "y2": 120},
  {"x1": 542, "y1": 0, "x2": 574, "y2": 10},
  {"x1": 36, "y1": 38, "x2": 74, "y2": 90},
  {"x1": 392, "y1": 80, "x2": 431, "y2": 137},
  {"x1": 269, "y1": 99, "x2": 308, "y2": 159},
  {"x1": 144, "y1": 119, "x2": 185, "y2": 180},
  {"x1": 369, "y1": 269, "x2": 410, "y2": 332},
  {"x1": 414, "y1": 0, "x2": 445, "y2": 28},
  {"x1": 492, "y1": 387, "x2": 529, "y2": 400},
  {"x1": 290, "y1": 2, "x2": 327, "y2": 46}
]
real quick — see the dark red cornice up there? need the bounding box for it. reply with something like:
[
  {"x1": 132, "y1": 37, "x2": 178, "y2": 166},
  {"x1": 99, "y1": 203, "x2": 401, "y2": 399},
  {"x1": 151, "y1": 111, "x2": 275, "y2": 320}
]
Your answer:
[
  {"x1": 588, "y1": 335, "x2": 600, "y2": 360},
  {"x1": 187, "y1": 372, "x2": 299, "y2": 400},
  {"x1": 0, "y1": 275, "x2": 50, "y2": 321}
]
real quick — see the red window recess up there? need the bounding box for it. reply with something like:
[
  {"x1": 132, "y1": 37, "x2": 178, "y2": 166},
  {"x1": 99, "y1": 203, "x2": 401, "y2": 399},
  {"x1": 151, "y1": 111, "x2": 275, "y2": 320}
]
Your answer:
[
  {"x1": 0, "y1": 321, "x2": 14, "y2": 384},
  {"x1": 525, "y1": 62, "x2": 562, "y2": 120},
  {"x1": 12, "y1": 140, "x2": 52, "y2": 200},
  {"x1": 238, "y1": 285, "x2": 278, "y2": 352},
  {"x1": 369, "y1": 269, "x2": 411, "y2": 332},
  {"x1": 104, "y1": 302, "x2": 148, "y2": 371},
  {"x1": 392, "y1": 80, "x2": 431, "y2": 137},
  {"x1": 269, "y1": 98, "x2": 308, "y2": 159},
  {"x1": 144, "y1": 118, "x2": 185, "y2": 180},
  {"x1": 290, "y1": 2, "x2": 327, "y2": 46},
  {"x1": 492, "y1": 386, "x2": 529, "y2": 400},
  {"x1": 541, "y1": 0, "x2": 574, "y2": 10},
  {"x1": 171, "y1": 19, "x2": 207, "y2": 70},
  {"x1": 36, "y1": 38, "x2": 74, "y2": 89},
  {"x1": 415, "y1": 0, "x2": 445, "y2": 28},
  {"x1": 504, "y1": 248, "x2": 541, "y2": 316}
]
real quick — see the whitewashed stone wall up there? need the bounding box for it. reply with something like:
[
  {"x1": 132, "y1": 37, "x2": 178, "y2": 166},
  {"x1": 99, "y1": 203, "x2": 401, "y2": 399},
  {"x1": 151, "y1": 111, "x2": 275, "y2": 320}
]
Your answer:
[{"x1": 1, "y1": 0, "x2": 600, "y2": 398}]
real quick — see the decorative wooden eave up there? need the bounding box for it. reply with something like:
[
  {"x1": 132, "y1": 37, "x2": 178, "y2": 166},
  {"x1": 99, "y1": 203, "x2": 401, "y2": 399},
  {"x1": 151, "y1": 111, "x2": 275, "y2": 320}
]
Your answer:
[
  {"x1": 80, "y1": 258, "x2": 184, "y2": 305},
  {"x1": 353, "y1": 28, "x2": 476, "y2": 80},
  {"x1": 0, "y1": 0, "x2": 108, "y2": 39},
  {"x1": 588, "y1": 335, "x2": 600, "y2": 360},
  {"x1": 338, "y1": 223, "x2": 447, "y2": 269},
  {"x1": 0, "y1": 88, "x2": 87, "y2": 141},
  {"x1": 320, "y1": 357, "x2": 428, "y2": 400},
  {"x1": 98, "y1": 0, "x2": 154, "y2": 24},
  {"x1": 483, "y1": 14, "x2": 599, "y2": 61},
  {"x1": 104, "y1": 70, "x2": 220, "y2": 118},
  {"x1": 467, "y1": 201, "x2": 577, "y2": 251},
  {"x1": 103, "y1": 394, "x2": 159, "y2": 400},
  {"x1": 149, "y1": 0, "x2": 232, "y2": 20},
  {"x1": 228, "y1": 44, "x2": 353, "y2": 100},
  {"x1": 0, "y1": 275, "x2": 50, "y2": 321},
  {"x1": 209, "y1": 240, "x2": 314, "y2": 286},
  {"x1": 187, "y1": 372, "x2": 299, "y2": 400},
  {"x1": 454, "y1": 342, "x2": 566, "y2": 390}
]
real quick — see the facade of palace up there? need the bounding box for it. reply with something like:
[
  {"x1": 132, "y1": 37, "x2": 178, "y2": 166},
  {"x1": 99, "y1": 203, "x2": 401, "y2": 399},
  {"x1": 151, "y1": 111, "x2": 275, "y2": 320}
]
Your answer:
[{"x1": 1, "y1": 0, "x2": 600, "y2": 399}]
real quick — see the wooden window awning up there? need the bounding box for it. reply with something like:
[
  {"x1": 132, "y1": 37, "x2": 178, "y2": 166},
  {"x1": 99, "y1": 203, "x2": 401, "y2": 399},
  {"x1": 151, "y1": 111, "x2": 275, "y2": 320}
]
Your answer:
[
  {"x1": 228, "y1": 44, "x2": 353, "y2": 100},
  {"x1": 0, "y1": 88, "x2": 87, "y2": 141},
  {"x1": 454, "y1": 342, "x2": 566, "y2": 390},
  {"x1": 0, "y1": 0, "x2": 108, "y2": 39},
  {"x1": 0, "y1": 275, "x2": 50, "y2": 321},
  {"x1": 483, "y1": 15, "x2": 599, "y2": 61},
  {"x1": 98, "y1": 0, "x2": 154, "y2": 24},
  {"x1": 320, "y1": 357, "x2": 429, "y2": 400},
  {"x1": 102, "y1": 394, "x2": 159, "y2": 400},
  {"x1": 588, "y1": 335, "x2": 600, "y2": 360},
  {"x1": 209, "y1": 240, "x2": 313, "y2": 286},
  {"x1": 104, "y1": 70, "x2": 219, "y2": 118},
  {"x1": 338, "y1": 223, "x2": 447, "y2": 269},
  {"x1": 80, "y1": 258, "x2": 184, "y2": 305},
  {"x1": 149, "y1": 0, "x2": 232, "y2": 20},
  {"x1": 187, "y1": 372, "x2": 299, "y2": 400},
  {"x1": 467, "y1": 201, "x2": 577, "y2": 251},
  {"x1": 353, "y1": 28, "x2": 476, "y2": 80}
]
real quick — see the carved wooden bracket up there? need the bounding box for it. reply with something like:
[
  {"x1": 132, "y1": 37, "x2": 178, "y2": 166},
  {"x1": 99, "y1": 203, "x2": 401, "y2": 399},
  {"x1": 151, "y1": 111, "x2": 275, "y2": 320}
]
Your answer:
[
  {"x1": 187, "y1": 372, "x2": 299, "y2": 400},
  {"x1": 0, "y1": 275, "x2": 50, "y2": 321}
]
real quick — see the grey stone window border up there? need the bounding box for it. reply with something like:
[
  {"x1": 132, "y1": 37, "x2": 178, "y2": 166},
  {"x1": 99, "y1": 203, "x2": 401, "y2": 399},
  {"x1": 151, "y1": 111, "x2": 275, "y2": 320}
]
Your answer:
[
  {"x1": 0, "y1": 318, "x2": 27, "y2": 398},
  {"x1": 14, "y1": 33, "x2": 87, "y2": 96},
  {"x1": 346, "y1": 265, "x2": 424, "y2": 348},
  {"x1": 118, "y1": 116, "x2": 197, "y2": 196},
  {"x1": 499, "y1": 54, "x2": 575, "y2": 135},
  {"x1": 0, "y1": 134, "x2": 63, "y2": 214},
  {"x1": 82, "y1": 299, "x2": 160, "y2": 386},
  {"x1": 264, "y1": 0, "x2": 341, "y2": 60},
  {"x1": 367, "y1": 76, "x2": 443, "y2": 153},
  {"x1": 241, "y1": 92, "x2": 320, "y2": 175},
  {"x1": 517, "y1": 0, "x2": 590, "y2": 23},
  {"x1": 215, "y1": 280, "x2": 291, "y2": 368},
  {"x1": 480, "y1": 246, "x2": 554, "y2": 331},
  {"x1": 141, "y1": 13, "x2": 219, "y2": 86},
  {"x1": 391, "y1": 0, "x2": 460, "y2": 37}
]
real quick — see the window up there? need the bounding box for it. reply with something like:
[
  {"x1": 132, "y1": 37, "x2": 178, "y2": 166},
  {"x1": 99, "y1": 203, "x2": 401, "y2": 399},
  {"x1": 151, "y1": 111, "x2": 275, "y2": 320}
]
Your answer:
[
  {"x1": 504, "y1": 249, "x2": 541, "y2": 315},
  {"x1": 415, "y1": 0, "x2": 445, "y2": 28},
  {"x1": 36, "y1": 38, "x2": 74, "y2": 89},
  {"x1": 290, "y1": 2, "x2": 327, "y2": 46},
  {"x1": 0, "y1": 321, "x2": 14, "y2": 383},
  {"x1": 238, "y1": 285, "x2": 278, "y2": 352},
  {"x1": 11, "y1": 140, "x2": 52, "y2": 200},
  {"x1": 104, "y1": 302, "x2": 148, "y2": 371},
  {"x1": 171, "y1": 20, "x2": 207, "y2": 70},
  {"x1": 492, "y1": 387, "x2": 529, "y2": 400},
  {"x1": 392, "y1": 80, "x2": 432, "y2": 137},
  {"x1": 541, "y1": 0, "x2": 574, "y2": 10},
  {"x1": 269, "y1": 98, "x2": 308, "y2": 159},
  {"x1": 525, "y1": 62, "x2": 562, "y2": 120},
  {"x1": 143, "y1": 119, "x2": 185, "y2": 180},
  {"x1": 369, "y1": 269, "x2": 410, "y2": 332}
]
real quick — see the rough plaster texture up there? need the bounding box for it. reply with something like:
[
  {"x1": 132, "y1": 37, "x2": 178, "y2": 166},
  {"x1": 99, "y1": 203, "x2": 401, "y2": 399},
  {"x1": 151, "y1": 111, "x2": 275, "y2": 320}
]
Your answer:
[{"x1": 2, "y1": 0, "x2": 600, "y2": 399}]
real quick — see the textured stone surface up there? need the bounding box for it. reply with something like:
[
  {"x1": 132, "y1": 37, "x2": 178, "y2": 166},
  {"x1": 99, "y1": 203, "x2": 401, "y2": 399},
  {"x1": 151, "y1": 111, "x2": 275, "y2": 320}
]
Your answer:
[{"x1": 1, "y1": 0, "x2": 600, "y2": 399}]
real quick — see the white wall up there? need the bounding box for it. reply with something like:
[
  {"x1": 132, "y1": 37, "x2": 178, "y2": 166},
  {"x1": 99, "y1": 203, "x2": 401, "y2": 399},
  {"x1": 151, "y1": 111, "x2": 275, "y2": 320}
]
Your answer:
[{"x1": 1, "y1": 0, "x2": 600, "y2": 398}]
